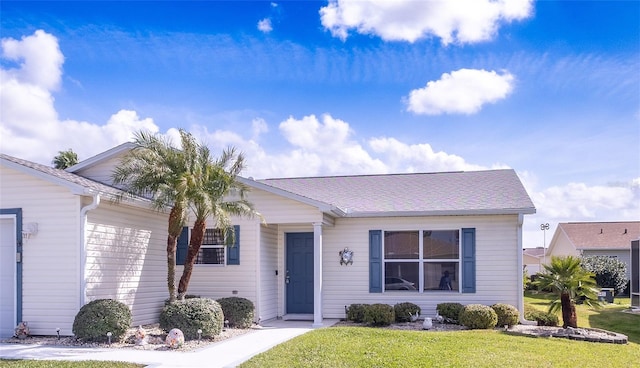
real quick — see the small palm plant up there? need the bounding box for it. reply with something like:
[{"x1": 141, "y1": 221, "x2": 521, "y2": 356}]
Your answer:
[{"x1": 534, "y1": 256, "x2": 601, "y2": 328}]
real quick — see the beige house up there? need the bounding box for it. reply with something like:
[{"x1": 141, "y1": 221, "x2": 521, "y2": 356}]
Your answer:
[
  {"x1": 546, "y1": 221, "x2": 640, "y2": 280},
  {"x1": 1, "y1": 146, "x2": 536, "y2": 338},
  {"x1": 523, "y1": 247, "x2": 545, "y2": 275}
]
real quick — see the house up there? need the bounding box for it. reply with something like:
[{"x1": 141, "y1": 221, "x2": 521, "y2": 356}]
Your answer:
[
  {"x1": 545, "y1": 222, "x2": 640, "y2": 280},
  {"x1": 1, "y1": 146, "x2": 536, "y2": 338},
  {"x1": 523, "y1": 247, "x2": 545, "y2": 275}
]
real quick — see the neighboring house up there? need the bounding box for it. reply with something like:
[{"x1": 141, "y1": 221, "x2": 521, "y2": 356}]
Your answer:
[
  {"x1": 546, "y1": 222, "x2": 640, "y2": 280},
  {"x1": 523, "y1": 247, "x2": 545, "y2": 275},
  {"x1": 1, "y1": 146, "x2": 536, "y2": 338}
]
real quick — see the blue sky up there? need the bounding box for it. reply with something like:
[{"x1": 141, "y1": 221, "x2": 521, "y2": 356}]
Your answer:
[{"x1": 1, "y1": 0, "x2": 638, "y2": 248}]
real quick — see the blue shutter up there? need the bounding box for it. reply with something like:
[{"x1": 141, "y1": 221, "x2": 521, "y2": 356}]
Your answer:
[
  {"x1": 369, "y1": 230, "x2": 382, "y2": 293},
  {"x1": 227, "y1": 225, "x2": 240, "y2": 265},
  {"x1": 176, "y1": 227, "x2": 189, "y2": 265},
  {"x1": 461, "y1": 228, "x2": 476, "y2": 293}
]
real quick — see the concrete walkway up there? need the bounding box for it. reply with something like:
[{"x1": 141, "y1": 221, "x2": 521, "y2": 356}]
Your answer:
[{"x1": 0, "y1": 319, "x2": 338, "y2": 367}]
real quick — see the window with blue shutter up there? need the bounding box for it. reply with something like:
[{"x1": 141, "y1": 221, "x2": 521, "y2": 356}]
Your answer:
[
  {"x1": 226, "y1": 225, "x2": 240, "y2": 265},
  {"x1": 176, "y1": 226, "x2": 189, "y2": 265},
  {"x1": 461, "y1": 228, "x2": 476, "y2": 293},
  {"x1": 369, "y1": 230, "x2": 382, "y2": 293}
]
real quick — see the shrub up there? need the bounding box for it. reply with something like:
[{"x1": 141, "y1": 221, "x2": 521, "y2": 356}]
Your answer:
[
  {"x1": 581, "y1": 256, "x2": 628, "y2": 294},
  {"x1": 491, "y1": 303, "x2": 519, "y2": 327},
  {"x1": 72, "y1": 299, "x2": 131, "y2": 342},
  {"x1": 363, "y1": 304, "x2": 395, "y2": 326},
  {"x1": 459, "y1": 304, "x2": 498, "y2": 329},
  {"x1": 160, "y1": 298, "x2": 224, "y2": 339},
  {"x1": 346, "y1": 304, "x2": 368, "y2": 323},
  {"x1": 436, "y1": 302, "x2": 464, "y2": 323},
  {"x1": 394, "y1": 302, "x2": 421, "y2": 323},
  {"x1": 524, "y1": 306, "x2": 559, "y2": 327},
  {"x1": 217, "y1": 297, "x2": 255, "y2": 329}
]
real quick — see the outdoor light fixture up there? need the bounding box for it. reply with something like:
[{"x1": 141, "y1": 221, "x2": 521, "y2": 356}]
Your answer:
[
  {"x1": 106, "y1": 331, "x2": 112, "y2": 345},
  {"x1": 197, "y1": 329, "x2": 202, "y2": 342},
  {"x1": 56, "y1": 327, "x2": 60, "y2": 340},
  {"x1": 339, "y1": 247, "x2": 353, "y2": 265}
]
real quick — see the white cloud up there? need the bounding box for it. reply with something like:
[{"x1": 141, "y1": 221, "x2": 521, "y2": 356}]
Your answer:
[
  {"x1": 320, "y1": 0, "x2": 533, "y2": 44},
  {"x1": 258, "y1": 18, "x2": 273, "y2": 33},
  {"x1": 406, "y1": 69, "x2": 514, "y2": 115},
  {"x1": 0, "y1": 30, "x2": 159, "y2": 164}
]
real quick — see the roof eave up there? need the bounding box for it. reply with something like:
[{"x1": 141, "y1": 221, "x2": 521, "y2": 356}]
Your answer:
[
  {"x1": 344, "y1": 207, "x2": 536, "y2": 218},
  {"x1": 66, "y1": 142, "x2": 135, "y2": 173}
]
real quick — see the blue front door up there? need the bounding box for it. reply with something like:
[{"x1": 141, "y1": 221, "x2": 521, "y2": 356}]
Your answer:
[{"x1": 286, "y1": 232, "x2": 314, "y2": 314}]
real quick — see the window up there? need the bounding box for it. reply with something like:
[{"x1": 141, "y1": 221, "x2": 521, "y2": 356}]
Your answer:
[
  {"x1": 383, "y1": 230, "x2": 460, "y2": 292},
  {"x1": 196, "y1": 228, "x2": 226, "y2": 265}
]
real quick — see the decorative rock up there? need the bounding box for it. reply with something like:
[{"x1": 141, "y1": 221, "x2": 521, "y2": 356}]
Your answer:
[
  {"x1": 14, "y1": 322, "x2": 29, "y2": 339},
  {"x1": 422, "y1": 318, "x2": 433, "y2": 330},
  {"x1": 165, "y1": 328, "x2": 185, "y2": 349},
  {"x1": 134, "y1": 325, "x2": 148, "y2": 345}
]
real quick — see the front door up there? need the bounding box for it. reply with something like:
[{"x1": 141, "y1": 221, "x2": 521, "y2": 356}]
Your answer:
[
  {"x1": 286, "y1": 232, "x2": 314, "y2": 314},
  {"x1": 0, "y1": 217, "x2": 16, "y2": 338}
]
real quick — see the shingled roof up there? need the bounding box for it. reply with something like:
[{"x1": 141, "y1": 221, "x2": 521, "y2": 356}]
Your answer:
[
  {"x1": 257, "y1": 169, "x2": 535, "y2": 217},
  {"x1": 558, "y1": 221, "x2": 640, "y2": 250}
]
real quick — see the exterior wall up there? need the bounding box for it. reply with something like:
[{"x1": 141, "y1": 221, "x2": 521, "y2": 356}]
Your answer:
[
  {"x1": 523, "y1": 253, "x2": 541, "y2": 275},
  {"x1": 177, "y1": 217, "x2": 259, "y2": 305},
  {"x1": 319, "y1": 215, "x2": 522, "y2": 319},
  {"x1": 85, "y1": 200, "x2": 169, "y2": 325},
  {"x1": 246, "y1": 189, "x2": 323, "y2": 225},
  {"x1": 0, "y1": 165, "x2": 81, "y2": 336},
  {"x1": 259, "y1": 224, "x2": 279, "y2": 321},
  {"x1": 546, "y1": 232, "x2": 578, "y2": 263},
  {"x1": 582, "y1": 249, "x2": 631, "y2": 280},
  {"x1": 73, "y1": 155, "x2": 125, "y2": 186}
]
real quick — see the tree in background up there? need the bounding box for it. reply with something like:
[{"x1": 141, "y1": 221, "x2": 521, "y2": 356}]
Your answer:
[
  {"x1": 52, "y1": 148, "x2": 78, "y2": 169},
  {"x1": 534, "y1": 256, "x2": 601, "y2": 328},
  {"x1": 177, "y1": 146, "x2": 260, "y2": 299},
  {"x1": 581, "y1": 256, "x2": 628, "y2": 294},
  {"x1": 112, "y1": 129, "x2": 200, "y2": 303}
]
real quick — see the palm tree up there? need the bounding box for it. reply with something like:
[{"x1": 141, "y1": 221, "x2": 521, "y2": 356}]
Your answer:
[
  {"x1": 534, "y1": 256, "x2": 601, "y2": 328},
  {"x1": 52, "y1": 149, "x2": 78, "y2": 169},
  {"x1": 112, "y1": 129, "x2": 200, "y2": 303},
  {"x1": 177, "y1": 146, "x2": 260, "y2": 299}
]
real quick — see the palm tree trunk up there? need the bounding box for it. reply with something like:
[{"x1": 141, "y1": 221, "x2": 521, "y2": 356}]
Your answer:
[
  {"x1": 177, "y1": 218, "x2": 206, "y2": 299},
  {"x1": 560, "y1": 292, "x2": 578, "y2": 328},
  {"x1": 166, "y1": 205, "x2": 184, "y2": 304}
]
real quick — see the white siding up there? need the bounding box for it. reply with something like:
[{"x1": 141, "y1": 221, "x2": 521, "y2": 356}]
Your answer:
[
  {"x1": 547, "y1": 232, "x2": 579, "y2": 263},
  {"x1": 259, "y1": 224, "x2": 278, "y2": 321},
  {"x1": 245, "y1": 189, "x2": 323, "y2": 224},
  {"x1": 0, "y1": 165, "x2": 81, "y2": 336},
  {"x1": 85, "y1": 201, "x2": 168, "y2": 325},
  {"x1": 177, "y1": 217, "x2": 259, "y2": 304},
  {"x1": 73, "y1": 155, "x2": 125, "y2": 186},
  {"x1": 319, "y1": 215, "x2": 522, "y2": 319}
]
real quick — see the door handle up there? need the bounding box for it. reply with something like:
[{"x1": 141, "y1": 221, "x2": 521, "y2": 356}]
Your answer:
[{"x1": 285, "y1": 270, "x2": 290, "y2": 284}]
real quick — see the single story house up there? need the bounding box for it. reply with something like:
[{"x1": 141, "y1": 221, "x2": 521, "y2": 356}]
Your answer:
[
  {"x1": 546, "y1": 221, "x2": 640, "y2": 280},
  {"x1": 1, "y1": 145, "x2": 536, "y2": 338},
  {"x1": 523, "y1": 247, "x2": 545, "y2": 275}
]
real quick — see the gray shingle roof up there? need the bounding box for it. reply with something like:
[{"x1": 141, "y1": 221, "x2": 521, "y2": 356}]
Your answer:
[
  {"x1": 1, "y1": 153, "x2": 123, "y2": 197},
  {"x1": 258, "y1": 169, "x2": 535, "y2": 216}
]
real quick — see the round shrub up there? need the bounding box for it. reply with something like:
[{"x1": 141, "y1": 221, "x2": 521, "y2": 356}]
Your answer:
[
  {"x1": 363, "y1": 303, "x2": 395, "y2": 326},
  {"x1": 217, "y1": 297, "x2": 255, "y2": 329},
  {"x1": 459, "y1": 304, "x2": 498, "y2": 329},
  {"x1": 394, "y1": 302, "x2": 421, "y2": 323},
  {"x1": 346, "y1": 304, "x2": 368, "y2": 323},
  {"x1": 491, "y1": 303, "x2": 519, "y2": 327},
  {"x1": 160, "y1": 298, "x2": 224, "y2": 339},
  {"x1": 436, "y1": 302, "x2": 464, "y2": 323},
  {"x1": 72, "y1": 299, "x2": 131, "y2": 342},
  {"x1": 524, "y1": 307, "x2": 559, "y2": 327}
]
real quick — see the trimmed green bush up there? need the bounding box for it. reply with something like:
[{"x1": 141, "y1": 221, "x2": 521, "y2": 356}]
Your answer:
[
  {"x1": 72, "y1": 299, "x2": 131, "y2": 342},
  {"x1": 346, "y1": 304, "x2": 368, "y2": 323},
  {"x1": 491, "y1": 303, "x2": 519, "y2": 327},
  {"x1": 394, "y1": 302, "x2": 421, "y2": 323},
  {"x1": 436, "y1": 302, "x2": 464, "y2": 323},
  {"x1": 363, "y1": 304, "x2": 395, "y2": 326},
  {"x1": 160, "y1": 298, "x2": 224, "y2": 339},
  {"x1": 459, "y1": 304, "x2": 498, "y2": 329},
  {"x1": 525, "y1": 308, "x2": 559, "y2": 326},
  {"x1": 217, "y1": 297, "x2": 255, "y2": 329}
]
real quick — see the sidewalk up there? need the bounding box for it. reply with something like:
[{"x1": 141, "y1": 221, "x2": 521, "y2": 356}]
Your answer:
[{"x1": 0, "y1": 319, "x2": 338, "y2": 367}]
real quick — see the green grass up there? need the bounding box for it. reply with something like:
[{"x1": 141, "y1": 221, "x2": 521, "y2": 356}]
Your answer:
[
  {"x1": 241, "y1": 327, "x2": 639, "y2": 368},
  {"x1": 0, "y1": 360, "x2": 142, "y2": 368},
  {"x1": 525, "y1": 292, "x2": 640, "y2": 344}
]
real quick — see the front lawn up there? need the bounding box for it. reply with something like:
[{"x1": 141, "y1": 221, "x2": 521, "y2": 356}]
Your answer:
[{"x1": 241, "y1": 327, "x2": 639, "y2": 368}]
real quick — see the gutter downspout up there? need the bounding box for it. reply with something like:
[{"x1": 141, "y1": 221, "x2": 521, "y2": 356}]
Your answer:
[
  {"x1": 518, "y1": 213, "x2": 537, "y2": 325},
  {"x1": 80, "y1": 193, "x2": 100, "y2": 309}
]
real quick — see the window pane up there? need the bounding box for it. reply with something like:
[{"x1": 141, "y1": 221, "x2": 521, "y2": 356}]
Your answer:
[
  {"x1": 424, "y1": 262, "x2": 459, "y2": 291},
  {"x1": 203, "y1": 229, "x2": 224, "y2": 245},
  {"x1": 196, "y1": 247, "x2": 225, "y2": 264},
  {"x1": 384, "y1": 231, "x2": 419, "y2": 259},
  {"x1": 423, "y1": 230, "x2": 459, "y2": 259},
  {"x1": 384, "y1": 262, "x2": 418, "y2": 291}
]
